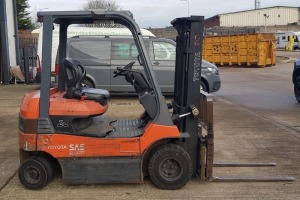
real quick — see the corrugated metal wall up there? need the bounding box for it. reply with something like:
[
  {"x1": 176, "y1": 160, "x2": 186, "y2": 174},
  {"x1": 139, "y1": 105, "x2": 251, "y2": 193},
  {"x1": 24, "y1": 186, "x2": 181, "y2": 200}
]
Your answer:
[{"x1": 220, "y1": 7, "x2": 299, "y2": 27}]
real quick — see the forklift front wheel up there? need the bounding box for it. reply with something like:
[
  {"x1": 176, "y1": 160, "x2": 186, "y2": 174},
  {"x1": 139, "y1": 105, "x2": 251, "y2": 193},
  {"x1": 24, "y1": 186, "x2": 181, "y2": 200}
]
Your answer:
[
  {"x1": 18, "y1": 157, "x2": 53, "y2": 190},
  {"x1": 148, "y1": 144, "x2": 193, "y2": 190}
]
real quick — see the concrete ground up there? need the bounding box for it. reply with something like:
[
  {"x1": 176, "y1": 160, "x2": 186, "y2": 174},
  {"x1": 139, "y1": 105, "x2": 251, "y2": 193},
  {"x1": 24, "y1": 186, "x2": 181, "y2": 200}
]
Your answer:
[{"x1": 0, "y1": 51, "x2": 299, "y2": 199}]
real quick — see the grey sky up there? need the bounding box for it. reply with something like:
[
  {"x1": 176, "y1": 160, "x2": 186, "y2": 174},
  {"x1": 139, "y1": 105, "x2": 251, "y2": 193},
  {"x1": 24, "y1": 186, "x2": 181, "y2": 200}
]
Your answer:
[{"x1": 28, "y1": 0, "x2": 300, "y2": 28}]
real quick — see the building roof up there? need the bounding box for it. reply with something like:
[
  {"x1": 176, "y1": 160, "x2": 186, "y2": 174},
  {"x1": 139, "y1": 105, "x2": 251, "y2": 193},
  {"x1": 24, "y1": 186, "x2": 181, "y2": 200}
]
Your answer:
[{"x1": 205, "y1": 6, "x2": 299, "y2": 21}]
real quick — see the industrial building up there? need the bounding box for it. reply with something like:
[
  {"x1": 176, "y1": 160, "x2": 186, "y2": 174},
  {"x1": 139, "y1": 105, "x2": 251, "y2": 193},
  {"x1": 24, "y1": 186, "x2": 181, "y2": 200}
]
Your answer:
[
  {"x1": 205, "y1": 6, "x2": 300, "y2": 29},
  {"x1": 0, "y1": 0, "x2": 18, "y2": 84}
]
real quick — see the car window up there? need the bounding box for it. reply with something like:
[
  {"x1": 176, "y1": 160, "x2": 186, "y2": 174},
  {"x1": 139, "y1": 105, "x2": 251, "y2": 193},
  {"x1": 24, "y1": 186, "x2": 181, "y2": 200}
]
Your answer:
[
  {"x1": 153, "y1": 42, "x2": 176, "y2": 61},
  {"x1": 68, "y1": 40, "x2": 111, "y2": 62},
  {"x1": 294, "y1": 36, "x2": 299, "y2": 42},
  {"x1": 111, "y1": 40, "x2": 139, "y2": 60}
]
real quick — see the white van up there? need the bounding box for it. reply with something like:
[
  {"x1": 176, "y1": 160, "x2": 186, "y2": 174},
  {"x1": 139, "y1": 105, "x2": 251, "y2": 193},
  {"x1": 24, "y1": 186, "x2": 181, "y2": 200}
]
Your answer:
[
  {"x1": 32, "y1": 26, "x2": 155, "y2": 78},
  {"x1": 275, "y1": 31, "x2": 300, "y2": 50}
]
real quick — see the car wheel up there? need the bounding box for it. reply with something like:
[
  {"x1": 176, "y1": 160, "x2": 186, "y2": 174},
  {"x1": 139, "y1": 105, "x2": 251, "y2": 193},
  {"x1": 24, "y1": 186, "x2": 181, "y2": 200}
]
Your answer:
[
  {"x1": 200, "y1": 81, "x2": 207, "y2": 92},
  {"x1": 82, "y1": 78, "x2": 94, "y2": 88},
  {"x1": 294, "y1": 76, "x2": 300, "y2": 103},
  {"x1": 148, "y1": 144, "x2": 192, "y2": 190},
  {"x1": 35, "y1": 72, "x2": 41, "y2": 83},
  {"x1": 19, "y1": 156, "x2": 54, "y2": 190}
]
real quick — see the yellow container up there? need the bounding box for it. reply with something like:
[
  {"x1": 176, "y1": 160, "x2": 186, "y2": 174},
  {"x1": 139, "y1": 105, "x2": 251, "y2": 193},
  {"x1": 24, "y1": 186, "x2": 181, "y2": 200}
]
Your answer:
[{"x1": 203, "y1": 33, "x2": 276, "y2": 67}]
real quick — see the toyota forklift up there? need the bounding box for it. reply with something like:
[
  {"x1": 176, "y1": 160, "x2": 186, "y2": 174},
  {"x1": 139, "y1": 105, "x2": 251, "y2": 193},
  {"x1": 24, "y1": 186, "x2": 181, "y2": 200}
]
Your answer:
[
  {"x1": 18, "y1": 10, "x2": 206, "y2": 190},
  {"x1": 18, "y1": 10, "x2": 294, "y2": 190}
]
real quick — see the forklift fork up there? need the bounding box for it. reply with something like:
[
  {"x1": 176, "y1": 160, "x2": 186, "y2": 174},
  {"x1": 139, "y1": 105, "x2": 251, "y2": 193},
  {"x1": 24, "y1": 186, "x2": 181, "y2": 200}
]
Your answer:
[{"x1": 198, "y1": 92, "x2": 295, "y2": 183}]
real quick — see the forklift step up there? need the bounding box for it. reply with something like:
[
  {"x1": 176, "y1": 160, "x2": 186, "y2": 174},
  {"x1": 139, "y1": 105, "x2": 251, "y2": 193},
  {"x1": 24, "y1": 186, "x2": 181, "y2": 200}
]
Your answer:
[{"x1": 107, "y1": 119, "x2": 144, "y2": 138}]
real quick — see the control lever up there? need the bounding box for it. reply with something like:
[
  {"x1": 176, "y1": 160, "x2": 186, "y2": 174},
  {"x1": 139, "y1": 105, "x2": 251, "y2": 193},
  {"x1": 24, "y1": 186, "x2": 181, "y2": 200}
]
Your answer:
[{"x1": 172, "y1": 105, "x2": 199, "y2": 123}]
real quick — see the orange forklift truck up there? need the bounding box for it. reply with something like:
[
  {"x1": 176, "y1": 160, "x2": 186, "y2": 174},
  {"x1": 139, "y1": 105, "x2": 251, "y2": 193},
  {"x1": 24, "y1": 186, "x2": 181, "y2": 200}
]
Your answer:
[
  {"x1": 18, "y1": 10, "x2": 294, "y2": 190},
  {"x1": 18, "y1": 11, "x2": 206, "y2": 190}
]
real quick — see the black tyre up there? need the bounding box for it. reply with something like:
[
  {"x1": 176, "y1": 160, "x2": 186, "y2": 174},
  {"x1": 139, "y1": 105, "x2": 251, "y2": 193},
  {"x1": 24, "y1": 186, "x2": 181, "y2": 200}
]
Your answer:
[
  {"x1": 35, "y1": 72, "x2": 41, "y2": 83},
  {"x1": 19, "y1": 156, "x2": 53, "y2": 190},
  {"x1": 36, "y1": 156, "x2": 54, "y2": 183},
  {"x1": 294, "y1": 76, "x2": 300, "y2": 103},
  {"x1": 148, "y1": 144, "x2": 192, "y2": 190},
  {"x1": 82, "y1": 78, "x2": 94, "y2": 88},
  {"x1": 200, "y1": 81, "x2": 207, "y2": 92}
]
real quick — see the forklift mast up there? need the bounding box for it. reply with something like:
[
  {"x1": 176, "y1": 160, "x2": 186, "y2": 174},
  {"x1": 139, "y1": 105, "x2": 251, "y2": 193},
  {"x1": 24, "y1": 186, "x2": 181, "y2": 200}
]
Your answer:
[{"x1": 171, "y1": 16, "x2": 204, "y2": 176}]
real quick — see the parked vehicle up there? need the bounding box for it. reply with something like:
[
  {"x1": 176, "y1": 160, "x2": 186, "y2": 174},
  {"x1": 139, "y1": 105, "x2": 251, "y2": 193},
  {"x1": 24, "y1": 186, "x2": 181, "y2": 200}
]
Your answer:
[
  {"x1": 35, "y1": 27, "x2": 220, "y2": 93},
  {"x1": 64, "y1": 36, "x2": 221, "y2": 93},
  {"x1": 32, "y1": 27, "x2": 155, "y2": 81},
  {"x1": 275, "y1": 31, "x2": 300, "y2": 50},
  {"x1": 292, "y1": 58, "x2": 300, "y2": 102}
]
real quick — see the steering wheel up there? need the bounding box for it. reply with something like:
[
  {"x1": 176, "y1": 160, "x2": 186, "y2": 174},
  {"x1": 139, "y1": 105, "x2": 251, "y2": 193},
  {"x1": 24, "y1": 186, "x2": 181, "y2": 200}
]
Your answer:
[{"x1": 113, "y1": 61, "x2": 135, "y2": 78}]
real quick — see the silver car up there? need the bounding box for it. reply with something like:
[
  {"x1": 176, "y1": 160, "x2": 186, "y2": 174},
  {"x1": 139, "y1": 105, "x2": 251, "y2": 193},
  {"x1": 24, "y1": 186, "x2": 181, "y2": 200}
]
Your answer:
[{"x1": 66, "y1": 37, "x2": 221, "y2": 93}]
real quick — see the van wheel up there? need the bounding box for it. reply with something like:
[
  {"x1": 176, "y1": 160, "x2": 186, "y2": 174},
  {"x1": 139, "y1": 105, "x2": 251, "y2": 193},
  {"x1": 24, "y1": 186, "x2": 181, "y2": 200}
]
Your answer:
[
  {"x1": 82, "y1": 78, "x2": 94, "y2": 88},
  {"x1": 19, "y1": 156, "x2": 54, "y2": 190},
  {"x1": 200, "y1": 81, "x2": 207, "y2": 92},
  {"x1": 35, "y1": 72, "x2": 41, "y2": 83},
  {"x1": 294, "y1": 76, "x2": 300, "y2": 103},
  {"x1": 148, "y1": 144, "x2": 192, "y2": 190}
]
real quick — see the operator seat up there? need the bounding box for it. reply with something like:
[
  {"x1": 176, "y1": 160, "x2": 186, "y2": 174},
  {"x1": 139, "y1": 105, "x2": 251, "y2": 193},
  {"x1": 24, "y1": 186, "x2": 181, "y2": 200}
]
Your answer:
[{"x1": 63, "y1": 58, "x2": 110, "y2": 105}]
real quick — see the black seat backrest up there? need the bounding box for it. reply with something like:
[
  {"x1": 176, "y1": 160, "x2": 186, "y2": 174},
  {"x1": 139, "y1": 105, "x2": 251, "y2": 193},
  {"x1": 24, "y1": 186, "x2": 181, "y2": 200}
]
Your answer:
[
  {"x1": 76, "y1": 63, "x2": 86, "y2": 88},
  {"x1": 63, "y1": 58, "x2": 86, "y2": 98}
]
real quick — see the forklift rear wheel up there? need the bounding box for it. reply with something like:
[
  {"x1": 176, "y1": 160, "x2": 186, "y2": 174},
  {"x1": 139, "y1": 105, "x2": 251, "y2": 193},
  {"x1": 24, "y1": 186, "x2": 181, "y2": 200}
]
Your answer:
[
  {"x1": 19, "y1": 156, "x2": 54, "y2": 190},
  {"x1": 148, "y1": 144, "x2": 192, "y2": 190}
]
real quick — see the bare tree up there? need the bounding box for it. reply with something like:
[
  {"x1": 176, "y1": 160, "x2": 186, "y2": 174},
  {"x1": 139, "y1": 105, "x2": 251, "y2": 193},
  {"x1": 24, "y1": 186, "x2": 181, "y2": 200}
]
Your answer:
[
  {"x1": 82, "y1": 0, "x2": 122, "y2": 27},
  {"x1": 82, "y1": 0, "x2": 121, "y2": 11}
]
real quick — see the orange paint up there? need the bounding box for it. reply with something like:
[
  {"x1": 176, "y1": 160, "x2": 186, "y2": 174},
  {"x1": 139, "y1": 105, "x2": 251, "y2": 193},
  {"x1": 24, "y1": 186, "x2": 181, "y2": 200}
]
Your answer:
[
  {"x1": 20, "y1": 90, "x2": 41, "y2": 119},
  {"x1": 140, "y1": 123, "x2": 180, "y2": 152},
  {"x1": 19, "y1": 132, "x2": 37, "y2": 151},
  {"x1": 20, "y1": 89, "x2": 107, "y2": 118},
  {"x1": 31, "y1": 123, "x2": 179, "y2": 158},
  {"x1": 49, "y1": 92, "x2": 107, "y2": 116},
  {"x1": 19, "y1": 90, "x2": 181, "y2": 159},
  {"x1": 36, "y1": 134, "x2": 140, "y2": 157}
]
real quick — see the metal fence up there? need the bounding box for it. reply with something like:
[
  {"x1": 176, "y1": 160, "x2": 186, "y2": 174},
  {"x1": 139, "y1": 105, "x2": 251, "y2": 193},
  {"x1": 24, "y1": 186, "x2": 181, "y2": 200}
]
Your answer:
[
  {"x1": 15, "y1": 30, "x2": 38, "y2": 83},
  {"x1": 19, "y1": 47, "x2": 37, "y2": 83}
]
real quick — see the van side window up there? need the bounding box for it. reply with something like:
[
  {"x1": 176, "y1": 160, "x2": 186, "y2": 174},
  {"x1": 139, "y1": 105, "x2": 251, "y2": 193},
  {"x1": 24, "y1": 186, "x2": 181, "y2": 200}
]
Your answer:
[
  {"x1": 153, "y1": 42, "x2": 175, "y2": 61},
  {"x1": 112, "y1": 40, "x2": 139, "y2": 60},
  {"x1": 69, "y1": 40, "x2": 110, "y2": 62}
]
